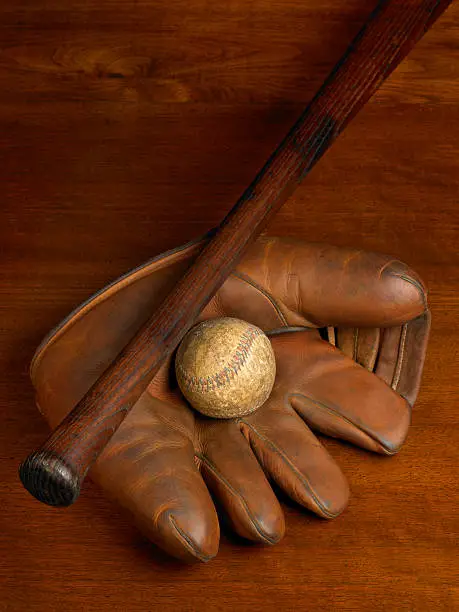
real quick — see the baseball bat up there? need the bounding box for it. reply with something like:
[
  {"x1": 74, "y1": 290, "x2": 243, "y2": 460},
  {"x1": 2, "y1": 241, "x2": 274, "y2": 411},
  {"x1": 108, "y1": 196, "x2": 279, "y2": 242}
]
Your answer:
[{"x1": 20, "y1": 0, "x2": 453, "y2": 507}]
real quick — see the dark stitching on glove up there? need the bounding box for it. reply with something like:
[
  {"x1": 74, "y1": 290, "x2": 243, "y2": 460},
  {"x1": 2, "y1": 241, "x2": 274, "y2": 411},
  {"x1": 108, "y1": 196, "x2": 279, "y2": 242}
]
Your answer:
[
  {"x1": 168, "y1": 515, "x2": 214, "y2": 563},
  {"x1": 390, "y1": 273, "x2": 428, "y2": 312},
  {"x1": 232, "y1": 271, "x2": 289, "y2": 326},
  {"x1": 353, "y1": 328, "x2": 359, "y2": 361},
  {"x1": 238, "y1": 420, "x2": 340, "y2": 519},
  {"x1": 289, "y1": 393, "x2": 398, "y2": 456},
  {"x1": 195, "y1": 452, "x2": 280, "y2": 545},
  {"x1": 391, "y1": 323, "x2": 408, "y2": 391}
]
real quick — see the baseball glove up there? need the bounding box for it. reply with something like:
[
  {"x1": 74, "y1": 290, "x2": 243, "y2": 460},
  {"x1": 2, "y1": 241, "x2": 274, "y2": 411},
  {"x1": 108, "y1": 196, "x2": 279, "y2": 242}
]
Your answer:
[{"x1": 31, "y1": 237, "x2": 430, "y2": 561}]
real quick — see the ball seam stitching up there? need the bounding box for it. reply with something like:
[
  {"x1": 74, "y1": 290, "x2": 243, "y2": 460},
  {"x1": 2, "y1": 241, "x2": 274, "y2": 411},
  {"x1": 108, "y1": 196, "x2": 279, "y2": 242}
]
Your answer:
[{"x1": 177, "y1": 326, "x2": 263, "y2": 394}]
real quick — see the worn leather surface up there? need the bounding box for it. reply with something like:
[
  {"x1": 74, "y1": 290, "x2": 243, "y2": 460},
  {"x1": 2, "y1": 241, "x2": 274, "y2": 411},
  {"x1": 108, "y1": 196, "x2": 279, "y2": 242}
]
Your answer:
[{"x1": 31, "y1": 236, "x2": 430, "y2": 562}]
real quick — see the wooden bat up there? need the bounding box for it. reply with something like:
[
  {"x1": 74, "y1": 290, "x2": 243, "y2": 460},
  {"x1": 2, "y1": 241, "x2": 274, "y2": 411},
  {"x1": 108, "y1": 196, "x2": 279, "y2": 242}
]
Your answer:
[{"x1": 20, "y1": 0, "x2": 453, "y2": 507}]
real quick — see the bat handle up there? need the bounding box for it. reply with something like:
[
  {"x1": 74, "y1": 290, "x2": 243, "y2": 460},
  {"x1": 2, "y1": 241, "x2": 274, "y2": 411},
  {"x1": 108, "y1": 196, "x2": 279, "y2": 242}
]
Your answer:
[{"x1": 19, "y1": 450, "x2": 80, "y2": 507}]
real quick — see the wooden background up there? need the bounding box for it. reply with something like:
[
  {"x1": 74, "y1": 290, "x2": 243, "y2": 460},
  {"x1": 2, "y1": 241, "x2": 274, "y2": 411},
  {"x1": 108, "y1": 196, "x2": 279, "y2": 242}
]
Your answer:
[{"x1": 1, "y1": 1, "x2": 458, "y2": 610}]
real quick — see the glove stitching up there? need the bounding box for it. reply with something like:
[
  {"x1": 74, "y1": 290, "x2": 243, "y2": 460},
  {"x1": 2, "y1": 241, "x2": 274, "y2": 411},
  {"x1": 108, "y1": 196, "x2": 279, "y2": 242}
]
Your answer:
[
  {"x1": 289, "y1": 393, "x2": 396, "y2": 456},
  {"x1": 232, "y1": 271, "x2": 289, "y2": 326},
  {"x1": 195, "y1": 452, "x2": 279, "y2": 545},
  {"x1": 353, "y1": 328, "x2": 359, "y2": 361},
  {"x1": 391, "y1": 273, "x2": 428, "y2": 311},
  {"x1": 391, "y1": 323, "x2": 408, "y2": 391},
  {"x1": 168, "y1": 515, "x2": 214, "y2": 563},
  {"x1": 238, "y1": 420, "x2": 339, "y2": 519}
]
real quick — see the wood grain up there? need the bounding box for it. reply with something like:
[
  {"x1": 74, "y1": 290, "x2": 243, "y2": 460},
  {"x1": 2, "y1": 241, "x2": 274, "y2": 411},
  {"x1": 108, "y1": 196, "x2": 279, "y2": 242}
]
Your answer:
[{"x1": 1, "y1": 0, "x2": 458, "y2": 610}]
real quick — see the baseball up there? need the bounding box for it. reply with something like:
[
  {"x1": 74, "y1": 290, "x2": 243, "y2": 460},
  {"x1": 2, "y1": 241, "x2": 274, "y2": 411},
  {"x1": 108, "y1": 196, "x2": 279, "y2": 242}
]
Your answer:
[{"x1": 175, "y1": 317, "x2": 276, "y2": 419}]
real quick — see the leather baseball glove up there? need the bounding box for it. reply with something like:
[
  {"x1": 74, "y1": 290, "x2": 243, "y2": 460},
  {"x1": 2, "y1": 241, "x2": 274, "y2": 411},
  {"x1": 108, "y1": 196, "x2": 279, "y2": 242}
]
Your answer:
[{"x1": 31, "y1": 237, "x2": 430, "y2": 561}]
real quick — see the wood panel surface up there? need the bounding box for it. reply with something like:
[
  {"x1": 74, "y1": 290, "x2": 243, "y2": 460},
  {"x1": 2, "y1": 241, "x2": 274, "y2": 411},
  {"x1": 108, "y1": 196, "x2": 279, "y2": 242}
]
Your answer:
[{"x1": 1, "y1": 1, "x2": 458, "y2": 610}]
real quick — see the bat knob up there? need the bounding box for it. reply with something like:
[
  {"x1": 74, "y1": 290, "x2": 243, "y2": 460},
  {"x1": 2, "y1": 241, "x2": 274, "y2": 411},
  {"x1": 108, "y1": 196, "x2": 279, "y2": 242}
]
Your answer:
[{"x1": 19, "y1": 450, "x2": 80, "y2": 507}]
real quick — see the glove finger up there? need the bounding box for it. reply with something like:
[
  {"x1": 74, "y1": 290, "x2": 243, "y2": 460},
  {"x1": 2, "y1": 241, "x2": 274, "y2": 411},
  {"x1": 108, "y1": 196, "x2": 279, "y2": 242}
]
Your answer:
[
  {"x1": 237, "y1": 238, "x2": 427, "y2": 328},
  {"x1": 93, "y1": 394, "x2": 219, "y2": 563},
  {"x1": 239, "y1": 399, "x2": 349, "y2": 520},
  {"x1": 197, "y1": 420, "x2": 285, "y2": 544},
  {"x1": 271, "y1": 331, "x2": 410, "y2": 455},
  {"x1": 375, "y1": 311, "x2": 431, "y2": 407}
]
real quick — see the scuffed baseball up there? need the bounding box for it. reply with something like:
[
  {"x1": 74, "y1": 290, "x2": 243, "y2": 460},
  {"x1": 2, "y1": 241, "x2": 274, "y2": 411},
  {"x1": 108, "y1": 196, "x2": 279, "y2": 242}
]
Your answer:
[{"x1": 175, "y1": 317, "x2": 276, "y2": 419}]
